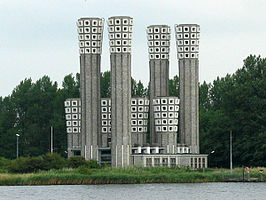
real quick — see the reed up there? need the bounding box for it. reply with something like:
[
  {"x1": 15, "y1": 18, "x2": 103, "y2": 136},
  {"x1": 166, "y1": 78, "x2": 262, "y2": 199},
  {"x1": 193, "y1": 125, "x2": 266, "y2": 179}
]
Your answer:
[{"x1": 0, "y1": 167, "x2": 264, "y2": 186}]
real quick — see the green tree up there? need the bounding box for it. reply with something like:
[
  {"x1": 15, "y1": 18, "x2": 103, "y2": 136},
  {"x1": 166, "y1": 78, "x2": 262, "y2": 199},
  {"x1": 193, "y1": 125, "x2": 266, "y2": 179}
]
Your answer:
[
  {"x1": 101, "y1": 71, "x2": 111, "y2": 98},
  {"x1": 169, "y1": 75, "x2": 179, "y2": 97}
]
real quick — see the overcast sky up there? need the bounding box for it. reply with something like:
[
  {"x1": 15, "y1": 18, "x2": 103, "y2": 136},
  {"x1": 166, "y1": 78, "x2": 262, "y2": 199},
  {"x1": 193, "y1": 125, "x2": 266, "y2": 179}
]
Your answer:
[{"x1": 0, "y1": 0, "x2": 265, "y2": 97}]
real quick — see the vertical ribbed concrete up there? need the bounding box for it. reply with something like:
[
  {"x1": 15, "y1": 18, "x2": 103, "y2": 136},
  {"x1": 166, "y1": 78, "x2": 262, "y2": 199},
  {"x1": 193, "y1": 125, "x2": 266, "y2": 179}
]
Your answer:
[
  {"x1": 179, "y1": 59, "x2": 199, "y2": 153},
  {"x1": 108, "y1": 16, "x2": 133, "y2": 167},
  {"x1": 175, "y1": 24, "x2": 200, "y2": 153},
  {"x1": 149, "y1": 60, "x2": 169, "y2": 145},
  {"x1": 80, "y1": 55, "x2": 101, "y2": 160},
  {"x1": 147, "y1": 25, "x2": 171, "y2": 146},
  {"x1": 77, "y1": 18, "x2": 104, "y2": 160},
  {"x1": 110, "y1": 54, "x2": 131, "y2": 166}
]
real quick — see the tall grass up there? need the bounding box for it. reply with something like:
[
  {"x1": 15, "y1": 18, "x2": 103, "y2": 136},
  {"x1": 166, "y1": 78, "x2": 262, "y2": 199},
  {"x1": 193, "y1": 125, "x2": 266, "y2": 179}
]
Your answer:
[{"x1": 0, "y1": 167, "x2": 264, "y2": 186}]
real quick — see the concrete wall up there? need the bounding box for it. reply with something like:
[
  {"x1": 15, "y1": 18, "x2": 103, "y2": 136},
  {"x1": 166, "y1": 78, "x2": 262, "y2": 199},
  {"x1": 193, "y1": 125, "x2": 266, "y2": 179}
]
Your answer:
[
  {"x1": 108, "y1": 16, "x2": 133, "y2": 166},
  {"x1": 131, "y1": 98, "x2": 149, "y2": 146},
  {"x1": 100, "y1": 98, "x2": 111, "y2": 148},
  {"x1": 64, "y1": 98, "x2": 82, "y2": 157},
  {"x1": 175, "y1": 24, "x2": 200, "y2": 153},
  {"x1": 153, "y1": 97, "x2": 180, "y2": 153},
  {"x1": 147, "y1": 25, "x2": 171, "y2": 145},
  {"x1": 77, "y1": 18, "x2": 104, "y2": 160},
  {"x1": 131, "y1": 154, "x2": 208, "y2": 168}
]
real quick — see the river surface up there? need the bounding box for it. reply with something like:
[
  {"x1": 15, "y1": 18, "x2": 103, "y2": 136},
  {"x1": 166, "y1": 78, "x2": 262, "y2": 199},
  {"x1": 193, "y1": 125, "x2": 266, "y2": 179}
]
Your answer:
[{"x1": 0, "y1": 183, "x2": 265, "y2": 200}]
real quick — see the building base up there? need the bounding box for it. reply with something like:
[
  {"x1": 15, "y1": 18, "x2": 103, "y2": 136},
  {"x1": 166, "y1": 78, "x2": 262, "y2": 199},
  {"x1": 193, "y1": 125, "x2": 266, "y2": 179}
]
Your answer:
[{"x1": 131, "y1": 153, "x2": 208, "y2": 168}]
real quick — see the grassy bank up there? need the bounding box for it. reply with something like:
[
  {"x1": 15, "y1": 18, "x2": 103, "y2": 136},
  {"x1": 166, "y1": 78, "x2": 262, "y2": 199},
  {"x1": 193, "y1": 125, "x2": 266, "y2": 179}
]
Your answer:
[{"x1": 0, "y1": 167, "x2": 265, "y2": 186}]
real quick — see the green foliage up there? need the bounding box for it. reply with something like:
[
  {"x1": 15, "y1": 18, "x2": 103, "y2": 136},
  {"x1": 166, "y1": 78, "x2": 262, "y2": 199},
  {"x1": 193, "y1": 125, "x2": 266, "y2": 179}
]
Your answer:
[
  {"x1": 9, "y1": 157, "x2": 32, "y2": 173},
  {"x1": 42, "y1": 153, "x2": 66, "y2": 170},
  {"x1": 169, "y1": 75, "x2": 179, "y2": 97},
  {"x1": 67, "y1": 156, "x2": 100, "y2": 169},
  {"x1": 76, "y1": 165, "x2": 92, "y2": 175},
  {"x1": 0, "y1": 157, "x2": 11, "y2": 171},
  {"x1": 8, "y1": 154, "x2": 67, "y2": 173},
  {"x1": 68, "y1": 156, "x2": 87, "y2": 168},
  {"x1": 86, "y1": 159, "x2": 101, "y2": 169},
  {"x1": 199, "y1": 55, "x2": 266, "y2": 167},
  {"x1": 131, "y1": 78, "x2": 148, "y2": 97},
  {"x1": 101, "y1": 71, "x2": 111, "y2": 98},
  {"x1": 0, "y1": 166, "x2": 265, "y2": 185}
]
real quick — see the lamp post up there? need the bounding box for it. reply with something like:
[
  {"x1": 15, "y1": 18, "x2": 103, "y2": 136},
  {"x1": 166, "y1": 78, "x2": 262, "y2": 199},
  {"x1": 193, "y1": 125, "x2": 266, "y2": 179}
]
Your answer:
[
  {"x1": 209, "y1": 150, "x2": 215, "y2": 168},
  {"x1": 16, "y1": 134, "x2": 20, "y2": 158},
  {"x1": 230, "y1": 130, "x2": 233, "y2": 174}
]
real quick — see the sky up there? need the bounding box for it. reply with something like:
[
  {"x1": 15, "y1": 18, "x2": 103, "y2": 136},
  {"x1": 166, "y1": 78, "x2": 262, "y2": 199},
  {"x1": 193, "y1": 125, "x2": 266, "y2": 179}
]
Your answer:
[{"x1": 0, "y1": 0, "x2": 265, "y2": 97}]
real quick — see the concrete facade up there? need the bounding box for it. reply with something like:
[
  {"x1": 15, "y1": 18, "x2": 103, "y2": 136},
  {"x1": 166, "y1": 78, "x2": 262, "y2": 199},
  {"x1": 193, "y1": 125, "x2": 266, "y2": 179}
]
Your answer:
[
  {"x1": 64, "y1": 98, "x2": 82, "y2": 157},
  {"x1": 131, "y1": 98, "x2": 149, "y2": 147},
  {"x1": 131, "y1": 154, "x2": 208, "y2": 168},
  {"x1": 153, "y1": 97, "x2": 179, "y2": 153},
  {"x1": 77, "y1": 18, "x2": 104, "y2": 160},
  {"x1": 100, "y1": 98, "x2": 112, "y2": 148},
  {"x1": 175, "y1": 24, "x2": 200, "y2": 153},
  {"x1": 108, "y1": 16, "x2": 133, "y2": 167},
  {"x1": 64, "y1": 18, "x2": 207, "y2": 169},
  {"x1": 147, "y1": 25, "x2": 171, "y2": 145}
]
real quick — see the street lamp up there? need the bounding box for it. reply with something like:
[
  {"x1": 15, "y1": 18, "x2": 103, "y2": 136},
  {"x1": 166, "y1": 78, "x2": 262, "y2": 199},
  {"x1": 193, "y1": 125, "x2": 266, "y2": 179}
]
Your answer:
[
  {"x1": 16, "y1": 134, "x2": 20, "y2": 158},
  {"x1": 208, "y1": 150, "x2": 215, "y2": 168}
]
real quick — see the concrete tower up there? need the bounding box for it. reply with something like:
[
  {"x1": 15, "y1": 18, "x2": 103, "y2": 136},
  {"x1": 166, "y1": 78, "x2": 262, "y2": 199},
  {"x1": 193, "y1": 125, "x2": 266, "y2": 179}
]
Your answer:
[
  {"x1": 175, "y1": 24, "x2": 200, "y2": 153},
  {"x1": 77, "y1": 18, "x2": 104, "y2": 160},
  {"x1": 147, "y1": 25, "x2": 171, "y2": 145},
  {"x1": 108, "y1": 16, "x2": 133, "y2": 166}
]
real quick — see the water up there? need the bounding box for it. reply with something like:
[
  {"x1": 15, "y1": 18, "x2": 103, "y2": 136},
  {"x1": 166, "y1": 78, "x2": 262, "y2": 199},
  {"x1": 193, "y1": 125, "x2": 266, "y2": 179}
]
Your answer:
[{"x1": 0, "y1": 183, "x2": 265, "y2": 200}]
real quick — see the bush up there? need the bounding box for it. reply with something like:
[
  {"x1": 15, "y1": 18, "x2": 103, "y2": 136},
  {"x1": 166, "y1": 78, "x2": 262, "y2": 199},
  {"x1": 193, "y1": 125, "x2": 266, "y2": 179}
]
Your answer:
[
  {"x1": 9, "y1": 157, "x2": 30, "y2": 173},
  {"x1": 77, "y1": 165, "x2": 92, "y2": 175},
  {"x1": 42, "y1": 153, "x2": 67, "y2": 170},
  {"x1": 68, "y1": 156, "x2": 87, "y2": 168},
  {"x1": 6, "y1": 155, "x2": 99, "y2": 173},
  {"x1": 68, "y1": 157, "x2": 100, "y2": 169},
  {"x1": 9, "y1": 156, "x2": 44, "y2": 173},
  {"x1": 86, "y1": 160, "x2": 101, "y2": 169},
  {"x1": 26, "y1": 156, "x2": 45, "y2": 172},
  {"x1": 0, "y1": 157, "x2": 11, "y2": 170}
]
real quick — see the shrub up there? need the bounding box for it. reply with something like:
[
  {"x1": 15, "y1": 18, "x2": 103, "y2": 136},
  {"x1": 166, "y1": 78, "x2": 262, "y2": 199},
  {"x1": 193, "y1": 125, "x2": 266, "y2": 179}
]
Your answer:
[
  {"x1": 0, "y1": 157, "x2": 11, "y2": 170},
  {"x1": 26, "y1": 156, "x2": 44, "y2": 172},
  {"x1": 9, "y1": 157, "x2": 30, "y2": 173},
  {"x1": 8, "y1": 156, "x2": 44, "y2": 173},
  {"x1": 68, "y1": 156, "x2": 87, "y2": 168},
  {"x1": 86, "y1": 160, "x2": 101, "y2": 169},
  {"x1": 68, "y1": 157, "x2": 100, "y2": 169},
  {"x1": 42, "y1": 153, "x2": 67, "y2": 170},
  {"x1": 77, "y1": 165, "x2": 92, "y2": 175}
]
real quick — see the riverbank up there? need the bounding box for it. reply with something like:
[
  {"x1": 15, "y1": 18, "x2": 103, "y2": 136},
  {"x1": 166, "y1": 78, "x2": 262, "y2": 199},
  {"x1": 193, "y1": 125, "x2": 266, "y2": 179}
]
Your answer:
[{"x1": 0, "y1": 167, "x2": 265, "y2": 186}]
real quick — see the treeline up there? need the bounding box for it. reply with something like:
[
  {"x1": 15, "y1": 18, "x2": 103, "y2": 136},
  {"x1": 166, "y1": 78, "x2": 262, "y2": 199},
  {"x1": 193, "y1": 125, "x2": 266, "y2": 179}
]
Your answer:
[
  {"x1": 0, "y1": 72, "x2": 160, "y2": 159},
  {"x1": 199, "y1": 55, "x2": 266, "y2": 167},
  {"x1": 0, "y1": 55, "x2": 265, "y2": 167}
]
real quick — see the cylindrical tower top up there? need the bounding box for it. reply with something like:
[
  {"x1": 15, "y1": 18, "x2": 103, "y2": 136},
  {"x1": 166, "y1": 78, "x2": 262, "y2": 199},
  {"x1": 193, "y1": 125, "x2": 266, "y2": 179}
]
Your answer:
[
  {"x1": 174, "y1": 24, "x2": 200, "y2": 59},
  {"x1": 107, "y1": 16, "x2": 133, "y2": 54},
  {"x1": 77, "y1": 17, "x2": 104, "y2": 55},
  {"x1": 147, "y1": 25, "x2": 171, "y2": 60}
]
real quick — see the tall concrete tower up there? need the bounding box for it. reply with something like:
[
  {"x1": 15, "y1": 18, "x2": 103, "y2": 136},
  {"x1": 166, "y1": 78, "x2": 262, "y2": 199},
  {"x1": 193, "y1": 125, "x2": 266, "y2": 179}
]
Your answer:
[
  {"x1": 108, "y1": 16, "x2": 133, "y2": 166},
  {"x1": 175, "y1": 24, "x2": 200, "y2": 153},
  {"x1": 77, "y1": 18, "x2": 104, "y2": 160},
  {"x1": 147, "y1": 25, "x2": 171, "y2": 145}
]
